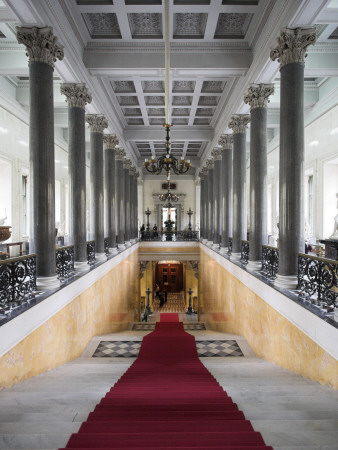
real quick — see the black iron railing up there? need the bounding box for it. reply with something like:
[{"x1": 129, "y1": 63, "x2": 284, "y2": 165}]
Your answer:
[
  {"x1": 240, "y1": 240, "x2": 249, "y2": 265},
  {"x1": 139, "y1": 230, "x2": 199, "y2": 241},
  {"x1": 56, "y1": 245, "x2": 75, "y2": 280},
  {"x1": 262, "y1": 245, "x2": 279, "y2": 280},
  {"x1": 0, "y1": 254, "x2": 36, "y2": 310},
  {"x1": 227, "y1": 237, "x2": 232, "y2": 256},
  {"x1": 104, "y1": 237, "x2": 109, "y2": 256},
  {"x1": 86, "y1": 240, "x2": 96, "y2": 266},
  {"x1": 298, "y1": 253, "x2": 338, "y2": 309}
]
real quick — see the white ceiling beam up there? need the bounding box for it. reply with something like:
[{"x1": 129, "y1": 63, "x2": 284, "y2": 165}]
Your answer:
[{"x1": 124, "y1": 127, "x2": 213, "y2": 142}]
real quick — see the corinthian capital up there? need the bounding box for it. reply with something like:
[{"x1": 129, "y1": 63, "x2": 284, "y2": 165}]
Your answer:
[
  {"x1": 218, "y1": 134, "x2": 233, "y2": 149},
  {"x1": 61, "y1": 83, "x2": 92, "y2": 109},
  {"x1": 115, "y1": 148, "x2": 126, "y2": 161},
  {"x1": 198, "y1": 171, "x2": 204, "y2": 181},
  {"x1": 129, "y1": 165, "x2": 136, "y2": 176},
  {"x1": 16, "y1": 26, "x2": 64, "y2": 68},
  {"x1": 270, "y1": 27, "x2": 317, "y2": 69},
  {"x1": 228, "y1": 115, "x2": 250, "y2": 134},
  {"x1": 123, "y1": 158, "x2": 132, "y2": 170},
  {"x1": 206, "y1": 157, "x2": 214, "y2": 170},
  {"x1": 211, "y1": 148, "x2": 222, "y2": 161},
  {"x1": 85, "y1": 114, "x2": 108, "y2": 133},
  {"x1": 103, "y1": 133, "x2": 119, "y2": 150},
  {"x1": 202, "y1": 166, "x2": 209, "y2": 176},
  {"x1": 134, "y1": 171, "x2": 140, "y2": 180},
  {"x1": 244, "y1": 83, "x2": 274, "y2": 110}
]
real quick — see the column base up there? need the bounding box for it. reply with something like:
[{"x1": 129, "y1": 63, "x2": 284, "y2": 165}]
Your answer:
[
  {"x1": 220, "y1": 246, "x2": 228, "y2": 255},
  {"x1": 207, "y1": 240, "x2": 213, "y2": 247},
  {"x1": 118, "y1": 243, "x2": 126, "y2": 250},
  {"x1": 95, "y1": 252, "x2": 107, "y2": 262},
  {"x1": 74, "y1": 261, "x2": 90, "y2": 273},
  {"x1": 36, "y1": 275, "x2": 60, "y2": 291},
  {"x1": 202, "y1": 238, "x2": 208, "y2": 244},
  {"x1": 109, "y1": 247, "x2": 118, "y2": 255},
  {"x1": 247, "y1": 260, "x2": 262, "y2": 272},
  {"x1": 274, "y1": 274, "x2": 298, "y2": 290},
  {"x1": 212, "y1": 243, "x2": 219, "y2": 251},
  {"x1": 231, "y1": 252, "x2": 241, "y2": 262},
  {"x1": 125, "y1": 241, "x2": 132, "y2": 247}
]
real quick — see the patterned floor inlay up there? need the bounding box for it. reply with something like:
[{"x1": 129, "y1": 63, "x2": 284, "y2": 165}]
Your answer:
[
  {"x1": 92, "y1": 339, "x2": 243, "y2": 358},
  {"x1": 132, "y1": 323, "x2": 206, "y2": 331}
]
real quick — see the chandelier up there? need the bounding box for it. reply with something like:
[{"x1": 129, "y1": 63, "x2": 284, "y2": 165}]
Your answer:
[
  {"x1": 143, "y1": 0, "x2": 191, "y2": 176},
  {"x1": 158, "y1": 184, "x2": 179, "y2": 202}
]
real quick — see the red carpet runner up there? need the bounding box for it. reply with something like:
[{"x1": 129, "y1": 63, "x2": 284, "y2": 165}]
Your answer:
[{"x1": 60, "y1": 313, "x2": 273, "y2": 449}]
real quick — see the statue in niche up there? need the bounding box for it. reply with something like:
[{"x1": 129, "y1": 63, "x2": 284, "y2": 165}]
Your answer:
[{"x1": 330, "y1": 194, "x2": 338, "y2": 240}]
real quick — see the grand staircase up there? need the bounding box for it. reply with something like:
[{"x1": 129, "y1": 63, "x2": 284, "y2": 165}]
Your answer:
[
  {"x1": 152, "y1": 292, "x2": 186, "y2": 313},
  {"x1": 0, "y1": 323, "x2": 337, "y2": 449}
]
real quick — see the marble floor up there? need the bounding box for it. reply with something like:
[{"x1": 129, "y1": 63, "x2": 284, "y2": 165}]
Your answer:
[{"x1": 0, "y1": 321, "x2": 337, "y2": 449}]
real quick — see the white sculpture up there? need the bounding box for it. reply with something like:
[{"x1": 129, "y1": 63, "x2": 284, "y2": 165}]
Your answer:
[{"x1": 329, "y1": 194, "x2": 338, "y2": 240}]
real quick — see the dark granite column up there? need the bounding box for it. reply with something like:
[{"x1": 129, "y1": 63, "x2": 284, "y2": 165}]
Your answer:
[
  {"x1": 244, "y1": 83, "x2": 274, "y2": 270},
  {"x1": 211, "y1": 148, "x2": 222, "y2": 248},
  {"x1": 229, "y1": 115, "x2": 250, "y2": 261},
  {"x1": 115, "y1": 149, "x2": 126, "y2": 248},
  {"x1": 104, "y1": 134, "x2": 119, "y2": 255},
  {"x1": 198, "y1": 171, "x2": 204, "y2": 240},
  {"x1": 129, "y1": 165, "x2": 136, "y2": 243},
  {"x1": 218, "y1": 134, "x2": 233, "y2": 253},
  {"x1": 134, "y1": 172, "x2": 140, "y2": 240},
  {"x1": 271, "y1": 27, "x2": 317, "y2": 288},
  {"x1": 202, "y1": 166, "x2": 209, "y2": 243},
  {"x1": 206, "y1": 158, "x2": 214, "y2": 246},
  {"x1": 123, "y1": 158, "x2": 132, "y2": 246},
  {"x1": 86, "y1": 114, "x2": 108, "y2": 261},
  {"x1": 17, "y1": 27, "x2": 63, "y2": 290},
  {"x1": 61, "y1": 83, "x2": 92, "y2": 272}
]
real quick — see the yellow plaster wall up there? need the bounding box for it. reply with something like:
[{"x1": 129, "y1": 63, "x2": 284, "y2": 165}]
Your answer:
[
  {"x1": 185, "y1": 263, "x2": 199, "y2": 310},
  {"x1": 200, "y1": 249, "x2": 338, "y2": 389},
  {"x1": 0, "y1": 251, "x2": 139, "y2": 389}
]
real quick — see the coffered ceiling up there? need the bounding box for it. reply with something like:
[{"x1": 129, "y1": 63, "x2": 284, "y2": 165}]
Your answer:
[{"x1": 0, "y1": 0, "x2": 338, "y2": 179}]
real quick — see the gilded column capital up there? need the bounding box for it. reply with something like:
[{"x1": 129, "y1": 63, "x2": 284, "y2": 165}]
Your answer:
[
  {"x1": 103, "y1": 133, "x2": 119, "y2": 150},
  {"x1": 228, "y1": 115, "x2": 250, "y2": 134},
  {"x1": 206, "y1": 157, "x2": 214, "y2": 170},
  {"x1": 244, "y1": 83, "x2": 274, "y2": 110},
  {"x1": 218, "y1": 134, "x2": 233, "y2": 149},
  {"x1": 85, "y1": 114, "x2": 108, "y2": 133},
  {"x1": 270, "y1": 27, "x2": 317, "y2": 69},
  {"x1": 16, "y1": 26, "x2": 64, "y2": 68},
  {"x1": 115, "y1": 148, "x2": 126, "y2": 161},
  {"x1": 123, "y1": 158, "x2": 132, "y2": 170},
  {"x1": 211, "y1": 147, "x2": 222, "y2": 161},
  {"x1": 61, "y1": 83, "x2": 92, "y2": 109}
]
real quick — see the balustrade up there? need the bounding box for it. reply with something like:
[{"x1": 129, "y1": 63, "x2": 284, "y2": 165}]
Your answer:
[
  {"x1": 86, "y1": 240, "x2": 96, "y2": 266},
  {"x1": 104, "y1": 237, "x2": 109, "y2": 256},
  {"x1": 298, "y1": 253, "x2": 338, "y2": 310},
  {"x1": 56, "y1": 245, "x2": 75, "y2": 280},
  {"x1": 0, "y1": 254, "x2": 36, "y2": 310},
  {"x1": 139, "y1": 230, "x2": 199, "y2": 242},
  {"x1": 240, "y1": 240, "x2": 249, "y2": 264},
  {"x1": 227, "y1": 237, "x2": 232, "y2": 256},
  {"x1": 262, "y1": 245, "x2": 279, "y2": 280}
]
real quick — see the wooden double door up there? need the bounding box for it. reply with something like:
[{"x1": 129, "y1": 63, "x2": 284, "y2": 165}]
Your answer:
[{"x1": 157, "y1": 263, "x2": 183, "y2": 292}]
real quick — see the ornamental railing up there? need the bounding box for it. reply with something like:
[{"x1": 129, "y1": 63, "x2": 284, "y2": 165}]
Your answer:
[
  {"x1": 227, "y1": 237, "x2": 232, "y2": 256},
  {"x1": 56, "y1": 245, "x2": 75, "y2": 280},
  {"x1": 139, "y1": 230, "x2": 199, "y2": 242},
  {"x1": 0, "y1": 254, "x2": 36, "y2": 310},
  {"x1": 240, "y1": 240, "x2": 249, "y2": 265},
  {"x1": 298, "y1": 253, "x2": 338, "y2": 309},
  {"x1": 262, "y1": 245, "x2": 279, "y2": 280},
  {"x1": 104, "y1": 237, "x2": 109, "y2": 256},
  {"x1": 86, "y1": 240, "x2": 96, "y2": 266}
]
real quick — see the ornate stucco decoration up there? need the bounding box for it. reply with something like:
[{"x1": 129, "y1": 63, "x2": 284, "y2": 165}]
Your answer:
[
  {"x1": 16, "y1": 26, "x2": 64, "y2": 68},
  {"x1": 85, "y1": 114, "x2": 108, "y2": 133},
  {"x1": 270, "y1": 27, "x2": 317, "y2": 69},
  {"x1": 139, "y1": 261, "x2": 149, "y2": 279},
  {"x1": 206, "y1": 157, "x2": 214, "y2": 170},
  {"x1": 218, "y1": 134, "x2": 233, "y2": 149},
  {"x1": 61, "y1": 83, "x2": 92, "y2": 110},
  {"x1": 211, "y1": 148, "x2": 222, "y2": 161},
  {"x1": 103, "y1": 134, "x2": 119, "y2": 150},
  {"x1": 228, "y1": 114, "x2": 250, "y2": 134},
  {"x1": 115, "y1": 148, "x2": 126, "y2": 161},
  {"x1": 189, "y1": 260, "x2": 199, "y2": 279},
  {"x1": 244, "y1": 83, "x2": 275, "y2": 110}
]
